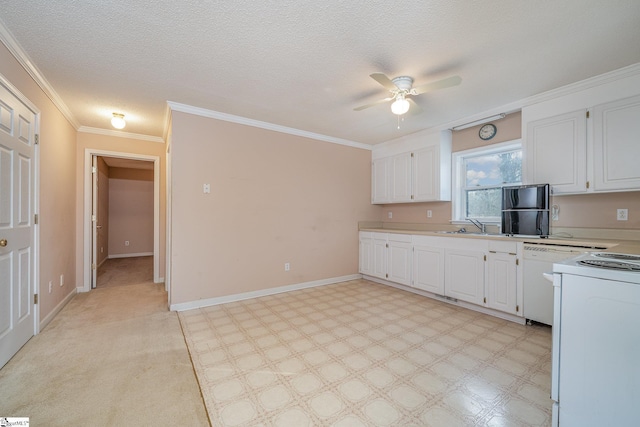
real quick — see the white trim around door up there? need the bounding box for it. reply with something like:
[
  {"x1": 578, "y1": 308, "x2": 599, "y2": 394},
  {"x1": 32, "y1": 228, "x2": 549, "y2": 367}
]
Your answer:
[{"x1": 82, "y1": 149, "x2": 161, "y2": 292}]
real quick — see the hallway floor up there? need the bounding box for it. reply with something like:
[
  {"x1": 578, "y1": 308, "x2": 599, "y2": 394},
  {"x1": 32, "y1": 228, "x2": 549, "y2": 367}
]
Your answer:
[{"x1": 0, "y1": 260, "x2": 209, "y2": 426}]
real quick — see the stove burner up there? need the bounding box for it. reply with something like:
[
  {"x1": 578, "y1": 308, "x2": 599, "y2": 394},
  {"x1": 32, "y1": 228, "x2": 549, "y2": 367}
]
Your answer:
[
  {"x1": 578, "y1": 259, "x2": 640, "y2": 271},
  {"x1": 591, "y1": 252, "x2": 640, "y2": 262}
]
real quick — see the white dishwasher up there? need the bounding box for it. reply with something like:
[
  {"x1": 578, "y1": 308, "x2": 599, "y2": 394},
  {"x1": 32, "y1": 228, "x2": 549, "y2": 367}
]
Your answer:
[{"x1": 523, "y1": 242, "x2": 599, "y2": 325}]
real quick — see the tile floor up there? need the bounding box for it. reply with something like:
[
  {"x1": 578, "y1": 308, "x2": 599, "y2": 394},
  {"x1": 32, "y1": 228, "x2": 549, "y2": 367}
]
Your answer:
[{"x1": 179, "y1": 279, "x2": 552, "y2": 426}]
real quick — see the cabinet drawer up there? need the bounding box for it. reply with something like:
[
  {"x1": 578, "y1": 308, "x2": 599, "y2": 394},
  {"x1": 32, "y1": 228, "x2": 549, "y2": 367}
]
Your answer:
[
  {"x1": 489, "y1": 240, "x2": 518, "y2": 253},
  {"x1": 387, "y1": 233, "x2": 412, "y2": 243}
]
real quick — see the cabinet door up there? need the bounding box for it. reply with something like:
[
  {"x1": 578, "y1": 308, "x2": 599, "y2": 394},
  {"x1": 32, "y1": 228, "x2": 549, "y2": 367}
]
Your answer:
[
  {"x1": 445, "y1": 248, "x2": 485, "y2": 305},
  {"x1": 593, "y1": 94, "x2": 640, "y2": 191},
  {"x1": 359, "y1": 233, "x2": 373, "y2": 275},
  {"x1": 412, "y1": 146, "x2": 438, "y2": 202},
  {"x1": 372, "y1": 157, "x2": 390, "y2": 204},
  {"x1": 390, "y1": 152, "x2": 412, "y2": 203},
  {"x1": 413, "y1": 244, "x2": 445, "y2": 294},
  {"x1": 387, "y1": 238, "x2": 412, "y2": 286},
  {"x1": 525, "y1": 110, "x2": 587, "y2": 194},
  {"x1": 372, "y1": 234, "x2": 388, "y2": 279},
  {"x1": 487, "y1": 252, "x2": 518, "y2": 314}
]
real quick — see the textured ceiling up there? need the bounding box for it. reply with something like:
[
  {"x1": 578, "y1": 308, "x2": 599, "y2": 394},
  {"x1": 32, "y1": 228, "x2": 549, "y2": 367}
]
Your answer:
[{"x1": 1, "y1": 0, "x2": 639, "y2": 144}]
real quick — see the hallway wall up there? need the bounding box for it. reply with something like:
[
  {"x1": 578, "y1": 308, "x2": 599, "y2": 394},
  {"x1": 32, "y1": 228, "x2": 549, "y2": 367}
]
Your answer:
[{"x1": 0, "y1": 42, "x2": 77, "y2": 324}]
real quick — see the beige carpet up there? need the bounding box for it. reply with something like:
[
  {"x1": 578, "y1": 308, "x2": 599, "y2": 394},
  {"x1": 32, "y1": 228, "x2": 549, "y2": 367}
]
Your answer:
[
  {"x1": 180, "y1": 279, "x2": 552, "y2": 426},
  {"x1": 97, "y1": 256, "x2": 154, "y2": 288},
  {"x1": 0, "y1": 277, "x2": 209, "y2": 425}
]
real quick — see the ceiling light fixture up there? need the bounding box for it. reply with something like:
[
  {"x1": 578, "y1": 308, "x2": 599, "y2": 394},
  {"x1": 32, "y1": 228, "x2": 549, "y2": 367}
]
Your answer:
[
  {"x1": 390, "y1": 95, "x2": 410, "y2": 115},
  {"x1": 451, "y1": 113, "x2": 506, "y2": 131},
  {"x1": 111, "y1": 113, "x2": 126, "y2": 129}
]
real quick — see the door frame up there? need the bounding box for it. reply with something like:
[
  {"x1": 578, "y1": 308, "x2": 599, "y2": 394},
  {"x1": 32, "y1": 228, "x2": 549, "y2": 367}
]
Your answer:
[
  {"x1": 82, "y1": 149, "x2": 160, "y2": 292},
  {"x1": 0, "y1": 73, "x2": 40, "y2": 336}
]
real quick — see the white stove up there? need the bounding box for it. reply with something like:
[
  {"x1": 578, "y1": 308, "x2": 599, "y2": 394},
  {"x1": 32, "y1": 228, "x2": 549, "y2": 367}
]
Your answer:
[
  {"x1": 550, "y1": 251, "x2": 640, "y2": 427},
  {"x1": 553, "y1": 251, "x2": 640, "y2": 283}
]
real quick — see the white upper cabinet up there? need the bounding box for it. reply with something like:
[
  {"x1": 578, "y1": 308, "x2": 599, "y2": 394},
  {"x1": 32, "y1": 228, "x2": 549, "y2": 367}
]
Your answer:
[
  {"x1": 522, "y1": 68, "x2": 640, "y2": 195},
  {"x1": 525, "y1": 110, "x2": 588, "y2": 194},
  {"x1": 413, "y1": 144, "x2": 451, "y2": 202},
  {"x1": 390, "y1": 152, "x2": 413, "y2": 203},
  {"x1": 371, "y1": 130, "x2": 452, "y2": 204},
  {"x1": 592, "y1": 94, "x2": 640, "y2": 191},
  {"x1": 371, "y1": 157, "x2": 390, "y2": 203}
]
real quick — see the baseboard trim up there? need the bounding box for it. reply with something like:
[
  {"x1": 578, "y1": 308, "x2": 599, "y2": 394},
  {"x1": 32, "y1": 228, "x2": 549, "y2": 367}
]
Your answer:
[
  {"x1": 170, "y1": 274, "x2": 361, "y2": 312},
  {"x1": 108, "y1": 252, "x2": 153, "y2": 259},
  {"x1": 39, "y1": 287, "x2": 77, "y2": 331}
]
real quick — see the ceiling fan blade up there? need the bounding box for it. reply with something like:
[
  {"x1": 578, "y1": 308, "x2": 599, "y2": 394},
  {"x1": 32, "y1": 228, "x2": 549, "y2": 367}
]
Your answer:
[
  {"x1": 407, "y1": 98, "x2": 423, "y2": 115},
  {"x1": 369, "y1": 73, "x2": 397, "y2": 90},
  {"x1": 353, "y1": 97, "x2": 393, "y2": 111},
  {"x1": 412, "y1": 75, "x2": 462, "y2": 95}
]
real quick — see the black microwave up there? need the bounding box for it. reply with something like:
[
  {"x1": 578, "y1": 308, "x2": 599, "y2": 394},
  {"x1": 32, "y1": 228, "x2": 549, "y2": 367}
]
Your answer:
[
  {"x1": 502, "y1": 184, "x2": 549, "y2": 210},
  {"x1": 501, "y1": 184, "x2": 550, "y2": 236}
]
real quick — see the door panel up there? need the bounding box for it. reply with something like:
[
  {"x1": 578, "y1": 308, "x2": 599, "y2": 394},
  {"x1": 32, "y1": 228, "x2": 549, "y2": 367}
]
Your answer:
[{"x1": 0, "y1": 80, "x2": 37, "y2": 369}]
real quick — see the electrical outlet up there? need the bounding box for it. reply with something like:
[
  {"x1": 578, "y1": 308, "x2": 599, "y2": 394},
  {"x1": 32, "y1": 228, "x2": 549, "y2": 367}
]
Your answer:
[
  {"x1": 48, "y1": 281, "x2": 52, "y2": 293},
  {"x1": 60, "y1": 274, "x2": 64, "y2": 287},
  {"x1": 617, "y1": 208, "x2": 628, "y2": 221},
  {"x1": 125, "y1": 240, "x2": 130, "y2": 246},
  {"x1": 388, "y1": 211, "x2": 393, "y2": 219},
  {"x1": 427, "y1": 210, "x2": 432, "y2": 218},
  {"x1": 203, "y1": 183, "x2": 211, "y2": 194},
  {"x1": 284, "y1": 263, "x2": 290, "y2": 272}
]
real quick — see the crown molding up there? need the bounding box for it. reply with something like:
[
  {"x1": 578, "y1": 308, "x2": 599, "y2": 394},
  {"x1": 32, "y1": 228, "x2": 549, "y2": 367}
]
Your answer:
[
  {"x1": 439, "y1": 62, "x2": 640, "y2": 131},
  {"x1": 78, "y1": 126, "x2": 165, "y2": 143},
  {"x1": 0, "y1": 18, "x2": 80, "y2": 129},
  {"x1": 167, "y1": 101, "x2": 372, "y2": 151}
]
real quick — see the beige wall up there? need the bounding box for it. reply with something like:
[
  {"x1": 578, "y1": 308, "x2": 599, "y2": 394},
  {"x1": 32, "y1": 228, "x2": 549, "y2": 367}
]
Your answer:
[
  {"x1": 108, "y1": 168, "x2": 154, "y2": 257},
  {"x1": 75, "y1": 133, "x2": 166, "y2": 284},
  {"x1": 378, "y1": 111, "x2": 640, "y2": 232},
  {"x1": 169, "y1": 111, "x2": 380, "y2": 304},
  {"x1": 0, "y1": 43, "x2": 77, "y2": 321}
]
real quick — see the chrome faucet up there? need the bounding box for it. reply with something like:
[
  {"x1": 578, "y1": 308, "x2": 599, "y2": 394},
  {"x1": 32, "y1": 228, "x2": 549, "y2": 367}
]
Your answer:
[{"x1": 466, "y1": 218, "x2": 486, "y2": 233}]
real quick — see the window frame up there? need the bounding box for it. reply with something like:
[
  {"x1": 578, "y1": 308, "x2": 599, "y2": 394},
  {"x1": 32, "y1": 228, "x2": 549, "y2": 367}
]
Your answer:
[{"x1": 451, "y1": 139, "x2": 522, "y2": 224}]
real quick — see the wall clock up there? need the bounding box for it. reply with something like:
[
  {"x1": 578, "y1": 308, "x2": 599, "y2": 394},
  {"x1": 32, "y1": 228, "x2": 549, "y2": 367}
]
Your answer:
[{"x1": 479, "y1": 123, "x2": 497, "y2": 140}]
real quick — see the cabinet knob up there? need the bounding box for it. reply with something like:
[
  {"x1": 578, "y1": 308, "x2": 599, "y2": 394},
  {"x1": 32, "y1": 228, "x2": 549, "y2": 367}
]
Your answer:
[{"x1": 0, "y1": 238, "x2": 7, "y2": 247}]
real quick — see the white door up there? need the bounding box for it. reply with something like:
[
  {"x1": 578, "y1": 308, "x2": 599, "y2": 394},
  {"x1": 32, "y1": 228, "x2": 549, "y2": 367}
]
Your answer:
[
  {"x1": 358, "y1": 233, "x2": 373, "y2": 275},
  {"x1": 445, "y1": 248, "x2": 485, "y2": 305},
  {"x1": 91, "y1": 155, "x2": 98, "y2": 288},
  {"x1": 486, "y1": 252, "x2": 517, "y2": 314},
  {"x1": 390, "y1": 152, "x2": 412, "y2": 203},
  {"x1": 371, "y1": 157, "x2": 390, "y2": 204},
  {"x1": 525, "y1": 109, "x2": 587, "y2": 194},
  {"x1": 0, "y1": 80, "x2": 38, "y2": 369},
  {"x1": 592, "y1": 94, "x2": 640, "y2": 191},
  {"x1": 387, "y1": 237, "x2": 412, "y2": 286},
  {"x1": 413, "y1": 244, "x2": 445, "y2": 294}
]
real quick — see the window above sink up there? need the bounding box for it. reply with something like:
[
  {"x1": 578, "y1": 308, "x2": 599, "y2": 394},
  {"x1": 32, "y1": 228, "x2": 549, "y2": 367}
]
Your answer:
[{"x1": 452, "y1": 139, "x2": 522, "y2": 223}]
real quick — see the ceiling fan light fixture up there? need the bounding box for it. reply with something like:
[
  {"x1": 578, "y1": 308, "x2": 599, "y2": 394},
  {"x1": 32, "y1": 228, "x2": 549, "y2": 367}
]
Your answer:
[
  {"x1": 391, "y1": 96, "x2": 410, "y2": 115},
  {"x1": 111, "y1": 113, "x2": 126, "y2": 129}
]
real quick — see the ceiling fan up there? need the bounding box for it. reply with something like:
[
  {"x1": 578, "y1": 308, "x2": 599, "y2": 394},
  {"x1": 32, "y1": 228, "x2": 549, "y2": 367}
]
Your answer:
[{"x1": 354, "y1": 73, "x2": 462, "y2": 116}]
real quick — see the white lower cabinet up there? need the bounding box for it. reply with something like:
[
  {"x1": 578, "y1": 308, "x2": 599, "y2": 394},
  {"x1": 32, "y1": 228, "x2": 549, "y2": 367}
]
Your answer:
[
  {"x1": 360, "y1": 231, "x2": 523, "y2": 320},
  {"x1": 487, "y1": 252, "x2": 518, "y2": 314},
  {"x1": 387, "y1": 234, "x2": 412, "y2": 286},
  {"x1": 358, "y1": 232, "x2": 374, "y2": 276},
  {"x1": 444, "y1": 242, "x2": 486, "y2": 306},
  {"x1": 359, "y1": 232, "x2": 412, "y2": 285},
  {"x1": 412, "y1": 236, "x2": 445, "y2": 295}
]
